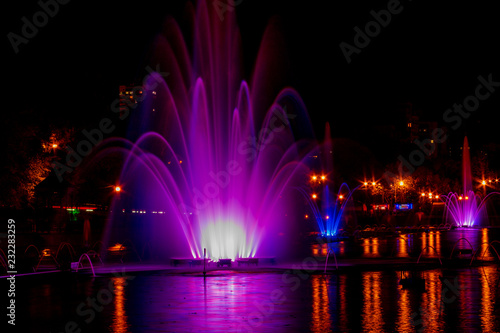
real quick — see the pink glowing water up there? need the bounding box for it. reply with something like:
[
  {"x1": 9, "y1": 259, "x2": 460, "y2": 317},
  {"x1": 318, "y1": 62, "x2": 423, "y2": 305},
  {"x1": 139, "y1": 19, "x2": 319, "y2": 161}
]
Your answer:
[
  {"x1": 105, "y1": 1, "x2": 313, "y2": 260},
  {"x1": 443, "y1": 137, "x2": 497, "y2": 227}
]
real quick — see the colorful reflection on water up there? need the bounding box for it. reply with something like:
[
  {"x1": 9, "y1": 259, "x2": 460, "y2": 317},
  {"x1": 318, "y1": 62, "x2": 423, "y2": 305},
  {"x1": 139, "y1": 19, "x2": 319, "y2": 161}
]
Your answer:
[
  {"x1": 479, "y1": 265, "x2": 497, "y2": 332},
  {"x1": 311, "y1": 228, "x2": 499, "y2": 261},
  {"x1": 395, "y1": 286, "x2": 412, "y2": 332},
  {"x1": 111, "y1": 277, "x2": 130, "y2": 333},
  {"x1": 7, "y1": 228, "x2": 500, "y2": 332},
  {"x1": 310, "y1": 275, "x2": 332, "y2": 332},
  {"x1": 362, "y1": 238, "x2": 380, "y2": 257},
  {"x1": 361, "y1": 271, "x2": 384, "y2": 331},
  {"x1": 419, "y1": 270, "x2": 443, "y2": 332},
  {"x1": 15, "y1": 266, "x2": 495, "y2": 332}
]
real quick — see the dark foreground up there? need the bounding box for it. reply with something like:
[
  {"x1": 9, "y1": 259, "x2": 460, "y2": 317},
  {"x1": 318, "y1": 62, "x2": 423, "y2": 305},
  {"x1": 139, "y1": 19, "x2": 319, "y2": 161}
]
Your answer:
[
  {"x1": 3, "y1": 265, "x2": 500, "y2": 332},
  {"x1": 2, "y1": 228, "x2": 500, "y2": 332}
]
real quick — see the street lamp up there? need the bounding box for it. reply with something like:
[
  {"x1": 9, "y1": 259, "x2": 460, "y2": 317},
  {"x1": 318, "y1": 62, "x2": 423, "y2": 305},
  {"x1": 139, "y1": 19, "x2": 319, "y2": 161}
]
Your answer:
[
  {"x1": 49, "y1": 143, "x2": 59, "y2": 155},
  {"x1": 395, "y1": 181, "x2": 404, "y2": 202}
]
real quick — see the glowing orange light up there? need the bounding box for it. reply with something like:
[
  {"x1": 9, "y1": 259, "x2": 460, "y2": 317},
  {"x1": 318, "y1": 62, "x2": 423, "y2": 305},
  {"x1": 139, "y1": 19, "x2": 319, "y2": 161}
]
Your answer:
[
  {"x1": 305, "y1": 214, "x2": 309, "y2": 219},
  {"x1": 364, "y1": 182, "x2": 368, "y2": 186},
  {"x1": 179, "y1": 160, "x2": 183, "y2": 164},
  {"x1": 435, "y1": 195, "x2": 439, "y2": 199},
  {"x1": 465, "y1": 196, "x2": 469, "y2": 200},
  {"x1": 459, "y1": 196, "x2": 463, "y2": 200},
  {"x1": 312, "y1": 175, "x2": 317, "y2": 181},
  {"x1": 372, "y1": 182, "x2": 376, "y2": 186},
  {"x1": 108, "y1": 243, "x2": 125, "y2": 252},
  {"x1": 339, "y1": 195, "x2": 344, "y2": 200},
  {"x1": 115, "y1": 186, "x2": 121, "y2": 192},
  {"x1": 399, "y1": 181, "x2": 404, "y2": 186},
  {"x1": 326, "y1": 215, "x2": 329, "y2": 220},
  {"x1": 482, "y1": 180, "x2": 486, "y2": 185},
  {"x1": 428, "y1": 192, "x2": 432, "y2": 196},
  {"x1": 321, "y1": 175, "x2": 326, "y2": 180},
  {"x1": 421, "y1": 193, "x2": 425, "y2": 197},
  {"x1": 52, "y1": 144, "x2": 58, "y2": 148},
  {"x1": 312, "y1": 194, "x2": 317, "y2": 199}
]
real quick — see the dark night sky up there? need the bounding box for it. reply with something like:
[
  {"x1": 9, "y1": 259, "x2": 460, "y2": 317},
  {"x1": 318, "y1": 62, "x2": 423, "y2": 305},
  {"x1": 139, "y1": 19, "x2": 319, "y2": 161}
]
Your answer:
[{"x1": 5, "y1": 0, "x2": 500, "y2": 160}]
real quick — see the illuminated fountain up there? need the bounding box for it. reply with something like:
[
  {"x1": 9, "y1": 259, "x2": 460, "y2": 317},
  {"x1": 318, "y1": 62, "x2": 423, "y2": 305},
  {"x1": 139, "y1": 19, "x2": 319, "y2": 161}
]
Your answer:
[
  {"x1": 103, "y1": 1, "x2": 313, "y2": 262},
  {"x1": 442, "y1": 137, "x2": 498, "y2": 227},
  {"x1": 302, "y1": 183, "x2": 357, "y2": 237},
  {"x1": 301, "y1": 123, "x2": 359, "y2": 238}
]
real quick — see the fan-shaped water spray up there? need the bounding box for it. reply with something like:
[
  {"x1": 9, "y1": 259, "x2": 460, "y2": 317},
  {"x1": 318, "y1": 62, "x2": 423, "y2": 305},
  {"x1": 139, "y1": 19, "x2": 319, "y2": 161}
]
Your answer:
[
  {"x1": 442, "y1": 137, "x2": 498, "y2": 227},
  {"x1": 104, "y1": 1, "x2": 314, "y2": 261},
  {"x1": 301, "y1": 183, "x2": 358, "y2": 237},
  {"x1": 300, "y1": 123, "x2": 359, "y2": 237}
]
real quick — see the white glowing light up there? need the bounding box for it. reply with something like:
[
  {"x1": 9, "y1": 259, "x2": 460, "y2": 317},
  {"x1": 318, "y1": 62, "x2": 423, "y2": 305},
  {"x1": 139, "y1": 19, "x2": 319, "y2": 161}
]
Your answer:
[{"x1": 201, "y1": 220, "x2": 254, "y2": 261}]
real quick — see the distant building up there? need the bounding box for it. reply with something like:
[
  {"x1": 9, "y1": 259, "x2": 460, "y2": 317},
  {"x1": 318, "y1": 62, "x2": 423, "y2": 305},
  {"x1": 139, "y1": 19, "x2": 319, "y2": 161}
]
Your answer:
[{"x1": 401, "y1": 102, "x2": 448, "y2": 159}]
